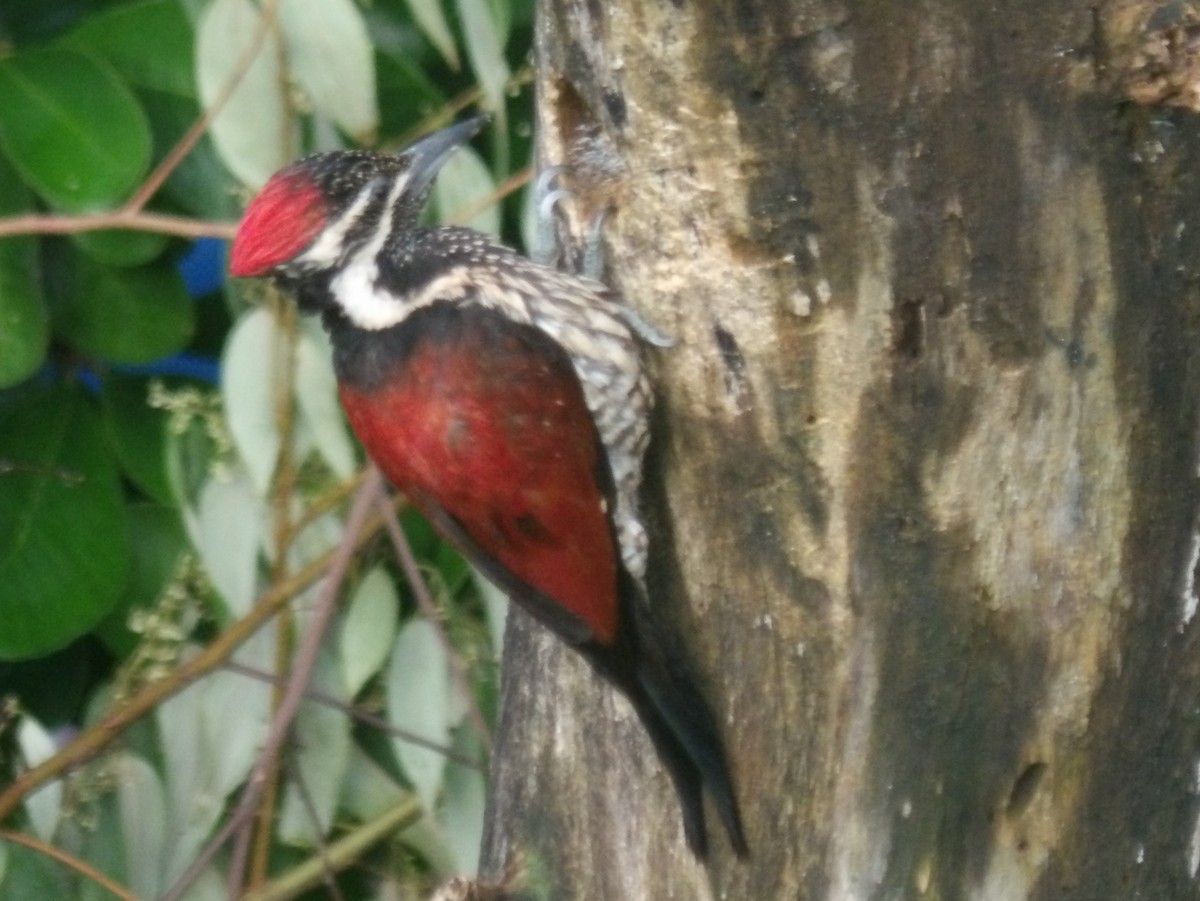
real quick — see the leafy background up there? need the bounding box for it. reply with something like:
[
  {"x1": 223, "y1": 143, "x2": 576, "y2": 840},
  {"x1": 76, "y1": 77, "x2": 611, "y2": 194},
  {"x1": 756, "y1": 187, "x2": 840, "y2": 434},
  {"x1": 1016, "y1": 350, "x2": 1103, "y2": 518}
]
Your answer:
[{"x1": 0, "y1": 0, "x2": 533, "y2": 897}]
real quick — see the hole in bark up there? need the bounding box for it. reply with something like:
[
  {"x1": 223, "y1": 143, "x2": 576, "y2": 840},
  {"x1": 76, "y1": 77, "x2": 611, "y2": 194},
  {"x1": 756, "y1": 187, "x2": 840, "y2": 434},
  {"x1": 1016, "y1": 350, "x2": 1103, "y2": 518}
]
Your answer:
[
  {"x1": 1007, "y1": 761, "x2": 1047, "y2": 816},
  {"x1": 894, "y1": 297, "x2": 925, "y2": 360}
]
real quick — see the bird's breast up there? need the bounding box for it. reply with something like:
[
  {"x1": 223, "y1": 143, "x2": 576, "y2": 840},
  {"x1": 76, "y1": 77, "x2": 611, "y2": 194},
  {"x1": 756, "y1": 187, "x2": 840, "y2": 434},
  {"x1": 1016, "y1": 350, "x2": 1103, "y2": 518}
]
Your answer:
[{"x1": 335, "y1": 303, "x2": 622, "y2": 643}]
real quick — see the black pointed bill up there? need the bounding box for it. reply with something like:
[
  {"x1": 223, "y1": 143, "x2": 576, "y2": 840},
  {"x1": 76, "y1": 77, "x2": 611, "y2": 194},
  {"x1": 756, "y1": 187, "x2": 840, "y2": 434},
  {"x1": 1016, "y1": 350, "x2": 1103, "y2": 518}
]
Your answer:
[{"x1": 402, "y1": 115, "x2": 489, "y2": 197}]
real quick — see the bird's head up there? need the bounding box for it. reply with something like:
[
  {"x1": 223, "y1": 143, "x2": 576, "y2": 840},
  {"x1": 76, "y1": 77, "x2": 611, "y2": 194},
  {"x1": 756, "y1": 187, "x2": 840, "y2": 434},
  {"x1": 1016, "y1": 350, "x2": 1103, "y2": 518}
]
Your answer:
[{"x1": 229, "y1": 116, "x2": 487, "y2": 280}]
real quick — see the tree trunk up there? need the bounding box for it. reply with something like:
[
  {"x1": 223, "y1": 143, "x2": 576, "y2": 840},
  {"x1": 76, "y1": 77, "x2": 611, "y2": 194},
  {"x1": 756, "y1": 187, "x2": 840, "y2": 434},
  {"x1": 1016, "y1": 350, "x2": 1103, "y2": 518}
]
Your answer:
[{"x1": 481, "y1": 1, "x2": 1200, "y2": 898}]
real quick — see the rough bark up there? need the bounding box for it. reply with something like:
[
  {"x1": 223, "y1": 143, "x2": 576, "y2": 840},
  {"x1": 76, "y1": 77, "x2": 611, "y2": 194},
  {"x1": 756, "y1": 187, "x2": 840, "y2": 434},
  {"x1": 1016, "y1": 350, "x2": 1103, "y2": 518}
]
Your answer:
[{"x1": 481, "y1": 1, "x2": 1200, "y2": 898}]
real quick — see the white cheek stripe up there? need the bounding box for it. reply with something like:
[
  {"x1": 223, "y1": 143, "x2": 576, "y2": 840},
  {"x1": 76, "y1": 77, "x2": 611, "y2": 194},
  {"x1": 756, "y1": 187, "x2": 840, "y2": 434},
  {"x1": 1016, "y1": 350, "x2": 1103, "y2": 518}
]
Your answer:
[
  {"x1": 298, "y1": 177, "x2": 383, "y2": 268},
  {"x1": 328, "y1": 175, "x2": 412, "y2": 330}
]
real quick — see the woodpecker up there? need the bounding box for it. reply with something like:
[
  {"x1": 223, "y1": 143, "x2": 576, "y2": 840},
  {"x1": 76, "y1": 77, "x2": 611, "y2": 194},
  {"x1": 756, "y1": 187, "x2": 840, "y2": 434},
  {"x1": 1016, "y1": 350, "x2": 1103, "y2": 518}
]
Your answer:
[{"x1": 229, "y1": 117, "x2": 748, "y2": 859}]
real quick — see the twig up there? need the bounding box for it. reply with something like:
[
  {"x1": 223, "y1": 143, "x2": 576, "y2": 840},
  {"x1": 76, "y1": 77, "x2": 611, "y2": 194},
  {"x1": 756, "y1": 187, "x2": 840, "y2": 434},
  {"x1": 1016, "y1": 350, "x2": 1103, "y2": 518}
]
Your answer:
[
  {"x1": 0, "y1": 829, "x2": 141, "y2": 901},
  {"x1": 240, "y1": 797, "x2": 423, "y2": 901},
  {"x1": 285, "y1": 759, "x2": 345, "y2": 901},
  {"x1": 222, "y1": 661, "x2": 483, "y2": 769},
  {"x1": 374, "y1": 476, "x2": 493, "y2": 752},
  {"x1": 0, "y1": 211, "x2": 235, "y2": 240}
]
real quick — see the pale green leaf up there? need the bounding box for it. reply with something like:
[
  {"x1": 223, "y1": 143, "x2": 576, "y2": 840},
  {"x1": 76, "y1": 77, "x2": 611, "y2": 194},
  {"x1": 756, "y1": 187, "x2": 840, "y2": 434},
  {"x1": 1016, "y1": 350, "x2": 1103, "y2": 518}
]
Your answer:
[
  {"x1": 294, "y1": 321, "x2": 357, "y2": 480},
  {"x1": 279, "y1": 0, "x2": 378, "y2": 143},
  {"x1": 439, "y1": 732, "x2": 486, "y2": 874},
  {"x1": 17, "y1": 717, "x2": 61, "y2": 841},
  {"x1": 278, "y1": 648, "x2": 352, "y2": 845},
  {"x1": 191, "y1": 470, "x2": 263, "y2": 618},
  {"x1": 196, "y1": 0, "x2": 293, "y2": 187},
  {"x1": 387, "y1": 619, "x2": 451, "y2": 811},
  {"x1": 434, "y1": 145, "x2": 500, "y2": 236},
  {"x1": 473, "y1": 568, "x2": 508, "y2": 658},
  {"x1": 405, "y1": 0, "x2": 460, "y2": 69},
  {"x1": 455, "y1": 0, "x2": 509, "y2": 120},
  {"x1": 339, "y1": 566, "x2": 400, "y2": 697},
  {"x1": 339, "y1": 744, "x2": 409, "y2": 822},
  {"x1": 114, "y1": 752, "x2": 167, "y2": 899},
  {"x1": 222, "y1": 308, "x2": 281, "y2": 495},
  {"x1": 157, "y1": 629, "x2": 272, "y2": 883}
]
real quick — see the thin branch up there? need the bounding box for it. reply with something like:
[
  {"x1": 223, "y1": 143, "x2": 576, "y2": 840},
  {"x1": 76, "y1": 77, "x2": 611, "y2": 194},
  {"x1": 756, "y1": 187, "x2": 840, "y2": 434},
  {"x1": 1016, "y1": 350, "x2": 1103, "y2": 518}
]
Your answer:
[
  {"x1": 0, "y1": 829, "x2": 142, "y2": 901},
  {"x1": 222, "y1": 661, "x2": 484, "y2": 770},
  {"x1": 160, "y1": 468, "x2": 384, "y2": 901},
  {"x1": 284, "y1": 759, "x2": 346, "y2": 901},
  {"x1": 240, "y1": 797, "x2": 423, "y2": 901},
  {"x1": 374, "y1": 477, "x2": 493, "y2": 752},
  {"x1": 0, "y1": 211, "x2": 236, "y2": 241}
]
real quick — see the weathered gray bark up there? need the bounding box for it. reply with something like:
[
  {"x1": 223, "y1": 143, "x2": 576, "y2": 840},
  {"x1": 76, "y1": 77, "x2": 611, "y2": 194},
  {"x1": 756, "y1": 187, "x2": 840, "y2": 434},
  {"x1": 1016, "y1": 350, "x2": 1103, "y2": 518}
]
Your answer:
[{"x1": 481, "y1": 1, "x2": 1200, "y2": 898}]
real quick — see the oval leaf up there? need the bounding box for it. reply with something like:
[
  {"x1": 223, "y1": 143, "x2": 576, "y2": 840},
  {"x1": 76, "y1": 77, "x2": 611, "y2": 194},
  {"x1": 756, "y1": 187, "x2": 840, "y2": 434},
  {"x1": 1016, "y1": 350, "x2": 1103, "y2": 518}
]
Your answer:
[
  {"x1": 191, "y1": 469, "x2": 262, "y2": 618},
  {"x1": 339, "y1": 566, "x2": 400, "y2": 696},
  {"x1": 55, "y1": 257, "x2": 194, "y2": 364},
  {"x1": 0, "y1": 388, "x2": 129, "y2": 659},
  {"x1": 222, "y1": 307, "x2": 281, "y2": 494},
  {"x1": 0, "y1": 48, "x2": 151, "y2": 210},
  {"x1": 387, "y1": 618, "x2": 452, "y2": 811},
  {"x1": 196, "y1": 0, "x2": 293, "y2": 188},
  {"x1": 279, "y1": 0, "x2": 378, "y2": 143}
]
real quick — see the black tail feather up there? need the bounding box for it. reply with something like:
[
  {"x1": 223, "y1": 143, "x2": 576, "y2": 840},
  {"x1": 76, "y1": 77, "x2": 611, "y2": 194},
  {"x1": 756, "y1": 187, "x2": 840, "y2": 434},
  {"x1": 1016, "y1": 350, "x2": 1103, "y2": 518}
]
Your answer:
[
  {"x1": 635, "y1": 650, "x2": 750, "y2": 858},
  {"x1": 587, "y1": 608, "x2": 749, "y2": 858}
]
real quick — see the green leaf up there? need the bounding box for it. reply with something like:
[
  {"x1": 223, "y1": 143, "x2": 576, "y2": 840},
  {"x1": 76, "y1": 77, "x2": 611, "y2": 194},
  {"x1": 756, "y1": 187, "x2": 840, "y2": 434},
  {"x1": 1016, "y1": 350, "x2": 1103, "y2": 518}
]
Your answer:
[
  {"x1": 0, "y1": 843, "x2": 70, "y2": 899},
  {"x1": 71, "y1": 229, "x2": 168, "y2": 268},
  {"x1": 375, "y1": 51, "x2": 445, "y2": 145},
  {"x1": 100, "y1": 374, "x2": 173, "y2": 504},
  {"x1": 64, "y1": 0, "x2": 196, "y2": 97},
  {"x1": 52, "y1": 256, "x2": 193, "y2": 364},
  {"x1": 139, "y1": 91, "x2": 242, "y2": 221},
  {"x1": 0, "y1": 387, "x2": 129, "y2": 659},
  {"x1": 0, "y1": 48, "x2": 152, "y2": 211},
  {"x1": 95, "y1": 503, "x2": 187, "y2": 658},
  {"x1": 0, "y1": 156, "x2": 47, "y2": 389},
  {"x1": 279, "y1": 0, "x2": 378, "y2": 143}
]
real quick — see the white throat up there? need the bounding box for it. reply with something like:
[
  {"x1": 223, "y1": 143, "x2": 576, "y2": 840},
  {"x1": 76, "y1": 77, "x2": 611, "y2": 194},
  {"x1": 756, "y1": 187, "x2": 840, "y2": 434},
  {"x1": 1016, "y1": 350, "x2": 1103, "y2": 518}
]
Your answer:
[{"x1": 322, "y1": 174, "x2": 413, "y2": 331}]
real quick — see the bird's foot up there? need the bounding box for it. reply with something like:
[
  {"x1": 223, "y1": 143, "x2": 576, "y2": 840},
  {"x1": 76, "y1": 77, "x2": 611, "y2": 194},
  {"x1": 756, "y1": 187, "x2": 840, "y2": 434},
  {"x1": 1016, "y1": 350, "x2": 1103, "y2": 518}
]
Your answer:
[{"x1": 533, "y1": 164, "x2": 676, "y2": 348}]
